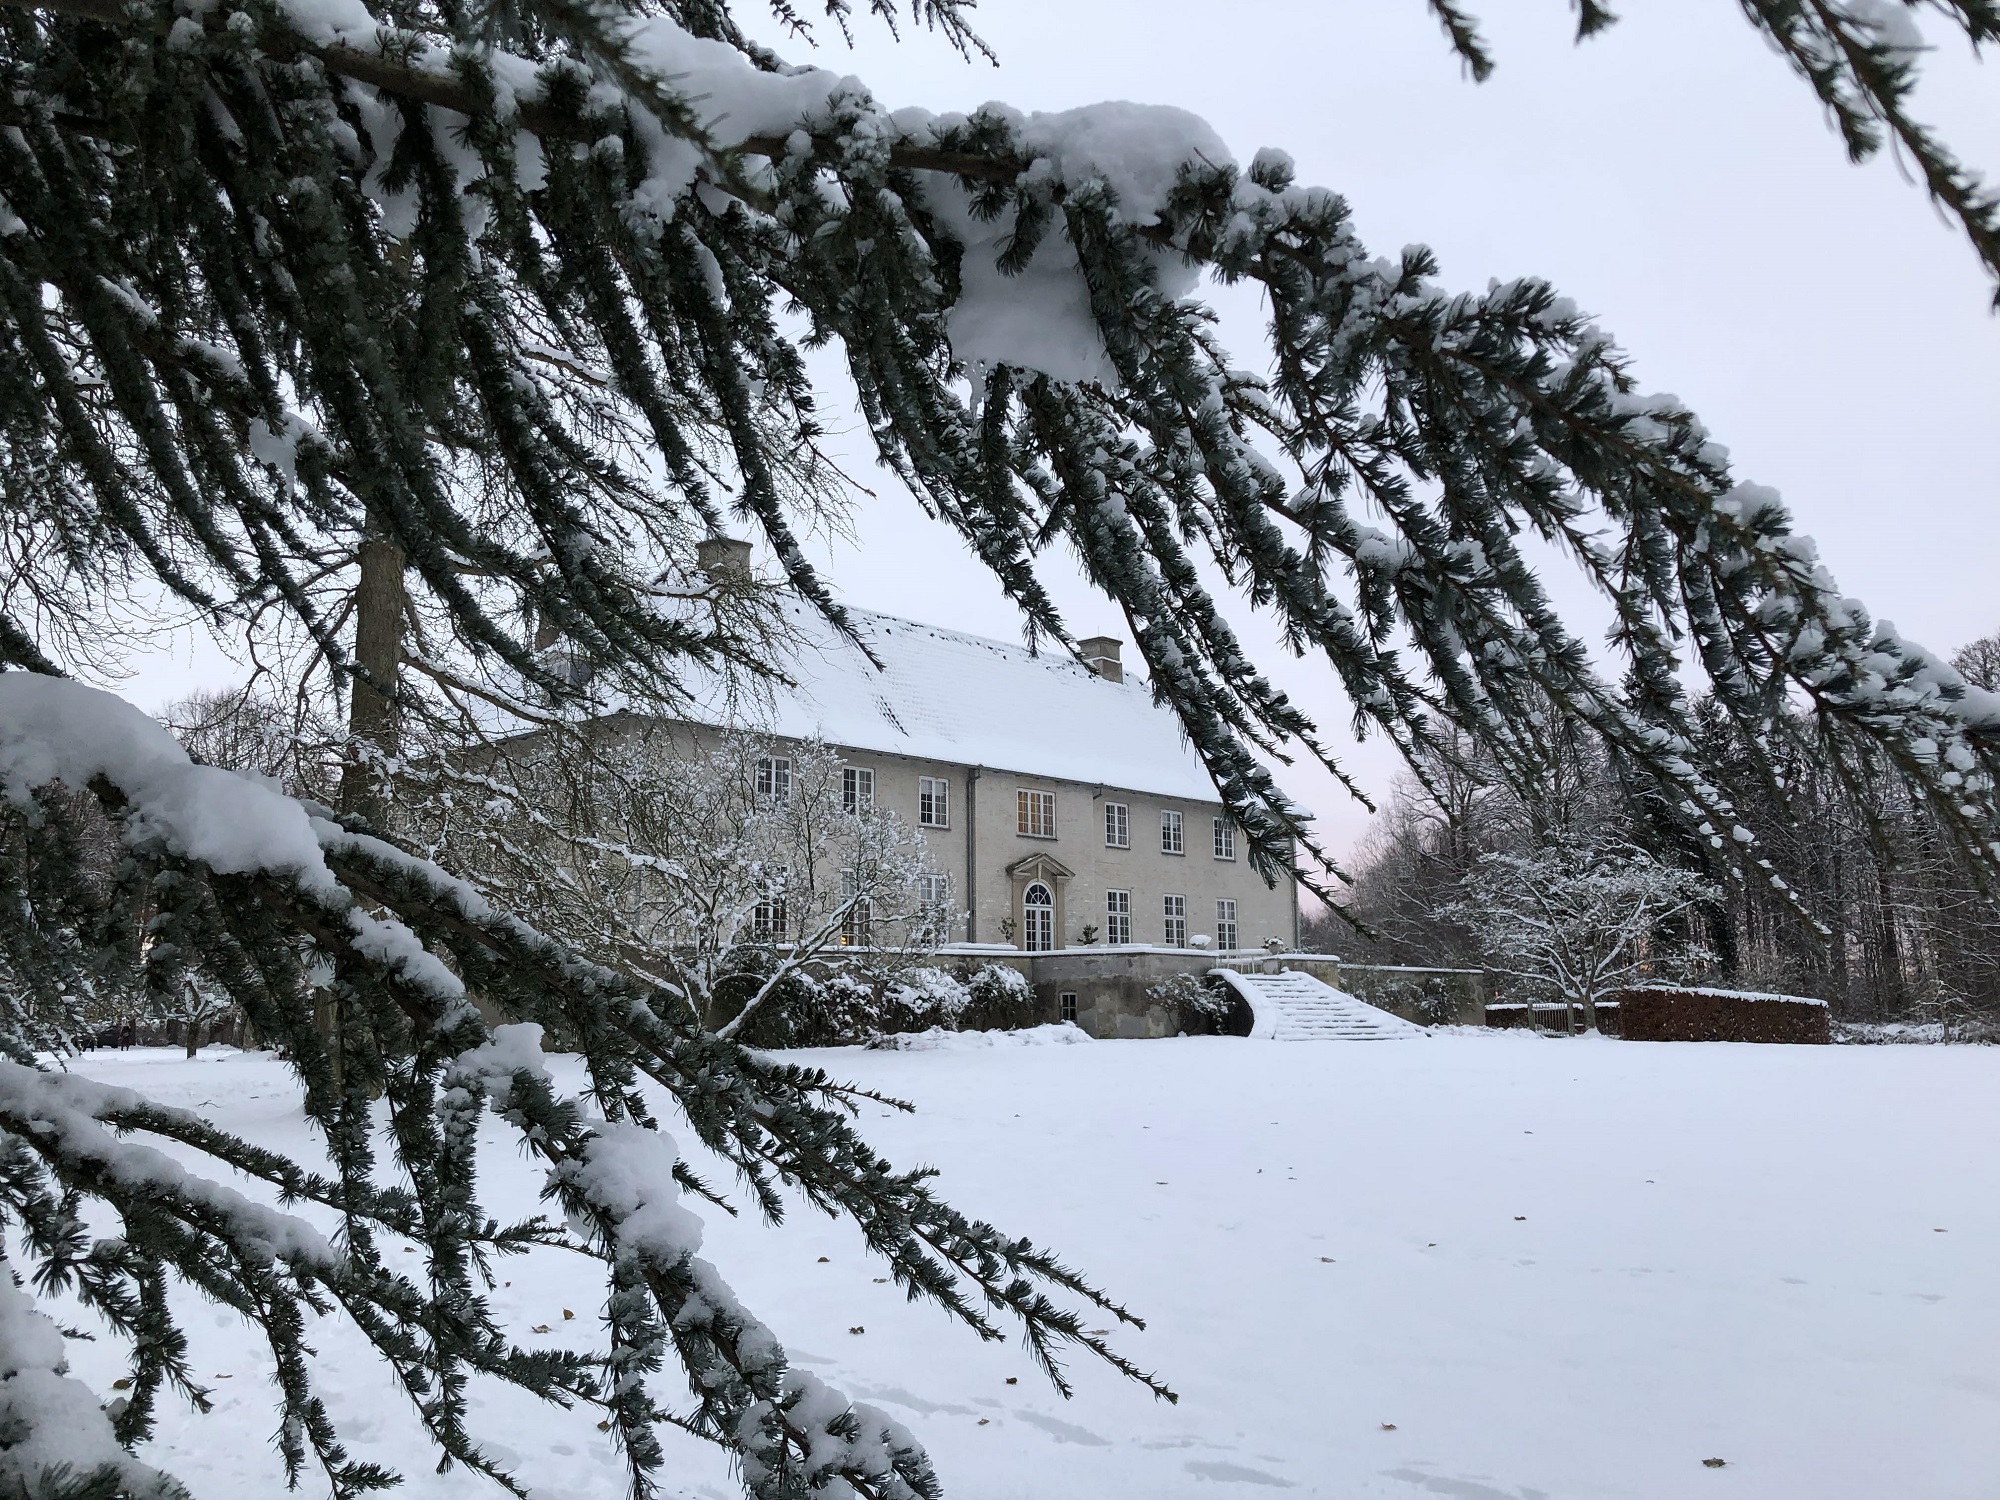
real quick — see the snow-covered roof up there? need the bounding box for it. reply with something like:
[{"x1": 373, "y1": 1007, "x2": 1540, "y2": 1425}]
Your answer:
[{"x1": 685, "y1": 600, "x2": 1220, "y2": 801}]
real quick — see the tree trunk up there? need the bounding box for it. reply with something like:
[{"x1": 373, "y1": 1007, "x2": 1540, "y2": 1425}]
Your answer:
[
  {"x1": 184, "y1": 1021, "x2": 198, "y2": 1060},
  {"x1": 340, "y1": 532, "x2": 407, "y2": 825},
  {"x1": 331, "y1": 529, "x2": 406, "y2": 1058}
]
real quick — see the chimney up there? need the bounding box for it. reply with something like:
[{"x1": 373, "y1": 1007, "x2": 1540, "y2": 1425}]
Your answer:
[
  {"x1": 696, "y1": 535, "x2": 753, "y2": 579},
  {"x1": 1078, "y1": 635, "x2": 1123, "y2": 683}
]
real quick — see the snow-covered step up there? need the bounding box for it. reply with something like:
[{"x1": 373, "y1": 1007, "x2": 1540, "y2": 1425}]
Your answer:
[{"x1": 1210, "y1": 968, "x2": 1423, "y2": 1041}]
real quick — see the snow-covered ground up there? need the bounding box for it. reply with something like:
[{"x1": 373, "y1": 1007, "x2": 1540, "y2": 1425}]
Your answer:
[{"x1": 51, "y1": 1031, "x2": 1999, "y2": 1500}]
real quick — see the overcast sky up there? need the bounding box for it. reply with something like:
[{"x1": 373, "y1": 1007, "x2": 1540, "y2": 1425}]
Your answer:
[{"x1": 123, "y1": 0, "x2": 1999, "y2": 862}]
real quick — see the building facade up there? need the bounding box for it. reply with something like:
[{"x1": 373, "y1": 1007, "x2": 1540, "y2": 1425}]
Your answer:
[{"x1": 679, "y1": 539, "x2": 1300, "y2": 958}]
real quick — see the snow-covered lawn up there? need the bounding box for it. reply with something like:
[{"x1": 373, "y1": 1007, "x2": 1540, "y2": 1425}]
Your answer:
[{"x1": 54, "y1": 1032, "x2": 1999, "y2": 1500}]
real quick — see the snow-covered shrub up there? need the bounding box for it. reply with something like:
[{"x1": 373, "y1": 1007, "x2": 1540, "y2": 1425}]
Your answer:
[
  {"x1": 958, "y1": 963, "x2": 1037, "y2": 1032},
  {"x1": 1144, "y1": 972, "x2": 1243, "y2": 1036},
  {"x1": 713, "y1": 951, "x2": 874, "y2": 1049},
  {"x1": 879, "y1": 968, "x2": 971, "y2": 1034},
  {"x1": 1348, "y1": 971, "x2": 1466, "y2": 1027}
]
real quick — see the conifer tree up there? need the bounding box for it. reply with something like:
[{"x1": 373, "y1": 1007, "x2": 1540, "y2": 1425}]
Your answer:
[{"x1": 2, "y1": 1, "x2": 1999, "y2": 1496}]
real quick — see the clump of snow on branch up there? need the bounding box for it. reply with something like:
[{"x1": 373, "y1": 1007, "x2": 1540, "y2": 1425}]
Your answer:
[
  {"x1": 0, "y1": 676, "x2": 335, "y2": 897},
  {"x1": 0, "y1": 1279, "x2": 182, "y2": 1500}
]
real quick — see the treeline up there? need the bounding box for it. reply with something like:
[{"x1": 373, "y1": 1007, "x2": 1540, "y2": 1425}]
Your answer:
[{"x1": 1309, "y1": 634, "x2": 2000, "y2": 1025}]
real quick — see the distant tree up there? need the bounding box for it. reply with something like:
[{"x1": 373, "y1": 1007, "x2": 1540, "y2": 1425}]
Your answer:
[
  {"x1": 1952, "y1": 631, "x2": 2000, "y2": 692},
  {"x1": 1441, "y1": 836, "x2": 1719, "y2": 1032},
  {"x1": 152, "y1": 974, "x2": 237, "y2": 1058},
  {"x1": 159, "y1": 685, "x2": 342, "y2": 800}
]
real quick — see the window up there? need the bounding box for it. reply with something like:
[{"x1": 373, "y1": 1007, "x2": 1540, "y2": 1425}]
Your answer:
[
  {"x1": 839, "y1": 870, "x2": 872, "y2": 948},
  {"x1": 918, "y1": 776, "x2": 950, "y2": 828},
  {"x1": 1018, "y1": 789, "x2": 1057, "y2": 839},
  {"x1": 756, "y1": 756, "x2": 792, "y2": 801},
  {"x1": 915, "y1": 873, "x2": 951, "y2": 941},
  {"x1": 1022, "y1": 881, "x2": 1055, "y2": 952},
  {"x1": 841, "y1": 901, "x2": 873, "y2": 947},
  {"x1": 1161, "y1": 809, "x2": 1184, "y2": 855},
  {"x1": 1105, "y1": 889, "x2": 1131, "y2": 946},
  {"x1": 1163, "y1": 894, "x2": 1187, "y2": 948},
  {"x1": 1213, "y1": 817, "x2": 1236, "y2": 861},
  {"x1": 1216, "y1": 898, "x2": 1239, "y2": 952},
  {"x1": 1104, "y1": 801, "x2": 1130, "y2": 848},
  {"x1": 753, "y1": 874, "x2": 788, "y2": 941},
  {"x1": 843, "y1": 766, "x2": 874, "y2": 815},
  {"x1": 1059, "y1": 992, "x2": 1078, "y2": 1025}
]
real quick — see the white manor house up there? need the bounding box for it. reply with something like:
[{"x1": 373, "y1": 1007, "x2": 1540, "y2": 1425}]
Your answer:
[{"x1": 687, "y1": 539, "x2": 1302, "y2": 964}]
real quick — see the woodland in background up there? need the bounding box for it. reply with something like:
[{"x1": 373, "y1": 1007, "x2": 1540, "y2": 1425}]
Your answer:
[{"x1": 1309, "y1": 630, "x2": 2000, "y2": 1029}]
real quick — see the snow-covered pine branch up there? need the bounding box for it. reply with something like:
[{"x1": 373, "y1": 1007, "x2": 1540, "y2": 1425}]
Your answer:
[
  {"x1": 0, "y1": 673, "x2": 1169, "y2": 1499},
  {"x1": 3, "y1": 0, "x2": 1997, "y2": 916}
]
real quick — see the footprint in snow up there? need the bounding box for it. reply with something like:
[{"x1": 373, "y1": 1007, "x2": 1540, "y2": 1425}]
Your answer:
[
  {"x1": 1013, "y1": 1410, "x2": 1110, "y2": 1446},
  {"x1": 1184, "y1": 1459, "x2": 1295, "y2": 1487}
]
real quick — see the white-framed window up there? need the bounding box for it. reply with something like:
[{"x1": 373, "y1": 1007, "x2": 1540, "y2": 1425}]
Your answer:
[
  {"x1": 1163, "y1": 894, "x2": 1187, "y2": 948},
  {"x1": 841, "y1": 901, "x2": 873, "y2": 947},
  {"x1": 1161, "y1": 809, "x2": 1184, "y2": 855},
  {"x1": 1105, "y1": 889, "x2": 1131, "y2": 946},
  {"x1": 839, "y1": 870, "x2": 872, "y2": 948},
  {"x1": 1059, "y1": 992, "x2": 1078, "y2": 1024},
  {"x1": 843, "y1": 766, "x2": 874, "y2": 815},
  {"x1": 1104, "y1": 801, "x2": 1130, "y2": 848},
  {"x1": 756, "y1": 756, "x2": 792, "y2": 801},
  {"x1": 1216, "y1": 898, "x2": 1238, "y2": 952},
  {"x1": 752, "y1": 888, "x2": 784, "y2": 936},
  {"x1": 1213, "y1": 817, "x2": 1236, "y2": 861},
  {"x1": 1018, "y1": 789, "x2": 1057, "y2": 839},
  {"x1": 915, "y1": 872, "x2": 951, "y2": 941},
  {"x1": 918, "y1": 775, "x2": 950, "y2": 828},
  {"x1": 1022, "y1": 881, "x2": 1056, "y2": 952}
]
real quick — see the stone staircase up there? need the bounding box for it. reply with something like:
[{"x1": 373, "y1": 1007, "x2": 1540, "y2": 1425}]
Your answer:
[{"x1": 1212, "y1": 968, "x2": 1424, "y2": 1041}]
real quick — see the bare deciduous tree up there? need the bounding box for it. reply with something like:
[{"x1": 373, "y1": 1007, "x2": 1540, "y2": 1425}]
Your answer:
[{"x1": 1442, "y1": 837, "x2": 1718, "y2": 1032}]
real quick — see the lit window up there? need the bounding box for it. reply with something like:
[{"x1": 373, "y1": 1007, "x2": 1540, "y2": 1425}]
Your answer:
[
  {"x1": 1161, "y1": 809, "x2": 1184, "y2": 855},
  {"x1": 1216, "y1": 898, "x2": 1238, "y2": 951},
  {"x1": 843, "y1": 766, "x2": 875, "y2": 815},
  {"x1": 1163, "y1": 894, "x2": 1187, "y2": 948},
  {"x1": 918, "y1": 776, "x2": 950, "y2": 828},
  {"x1": 1018, "y1": 789, "x2": 1056, "y2": 839},
  {"x1": 1105, "y1": 889, "x2": 1131, "y2": 946},
  {"x1": 1213, "y1": 817, "x2": 1236, "y2": 860},
  {"x1": 1059, "y1": 992, "x2": 1078, "y2": 1025},
  {"x1": 1104, "y1": 801, "x2": 1130, "y2": 848},
  {"x1": 1022, "y1": 881, "x2": 1055, "y2": 952},
  {"x1": 756, "y1": 756, "x2": 792, "y2": 801}
]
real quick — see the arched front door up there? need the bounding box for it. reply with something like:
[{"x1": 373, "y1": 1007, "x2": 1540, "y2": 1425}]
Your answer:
[{"x1": 1022, "y1": 882, "x2": 1055, "y2": 952}]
